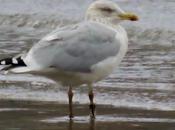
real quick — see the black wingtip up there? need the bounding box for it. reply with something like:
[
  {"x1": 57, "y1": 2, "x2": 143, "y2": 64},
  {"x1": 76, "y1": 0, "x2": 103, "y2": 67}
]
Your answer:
[
  {"x1": 0, "y1": 56, "x2": 26, "y2": 71},
  {"x1": 0, "y1": 58, "x2": 12, "y2": 65}
]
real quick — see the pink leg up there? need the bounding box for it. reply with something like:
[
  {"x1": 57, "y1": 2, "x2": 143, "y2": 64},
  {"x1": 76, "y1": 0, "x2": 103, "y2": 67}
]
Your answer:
[
  {"x1": 88, "y1": 89, "x2": 96, "y2": 118},
  {"x1": 68, "y1": 86, "x2": 74, "y2": 118}
]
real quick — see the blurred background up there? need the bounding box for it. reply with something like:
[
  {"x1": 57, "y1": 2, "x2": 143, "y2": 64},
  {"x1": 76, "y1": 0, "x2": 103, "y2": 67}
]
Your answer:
[{"x1": 0, "y1": 0, "x2": 174, "y2": 130}]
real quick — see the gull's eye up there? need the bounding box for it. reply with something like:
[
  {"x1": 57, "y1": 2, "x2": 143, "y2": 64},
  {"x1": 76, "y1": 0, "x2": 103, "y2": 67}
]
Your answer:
[{"x1": 100, "y1": 7, "x2": 115, "y2": 13}]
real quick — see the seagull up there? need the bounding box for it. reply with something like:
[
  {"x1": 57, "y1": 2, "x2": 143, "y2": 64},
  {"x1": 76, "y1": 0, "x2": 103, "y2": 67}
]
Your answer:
[{"x1": 0, "y1": 0, "x2": 138, "y2": 118}]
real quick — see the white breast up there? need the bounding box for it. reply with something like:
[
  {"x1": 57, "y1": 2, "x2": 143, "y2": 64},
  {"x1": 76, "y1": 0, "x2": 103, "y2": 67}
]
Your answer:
[{"x1": 79, "y1": 25, "x2": 128, "y2": 83}]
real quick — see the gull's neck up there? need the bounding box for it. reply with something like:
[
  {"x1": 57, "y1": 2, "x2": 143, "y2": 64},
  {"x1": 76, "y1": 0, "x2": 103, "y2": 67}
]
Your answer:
[
  {"x1": 85, "y1": 17, "x2": 121, "y2": 32},
  {"x1": 86, "y1": 17, "x2": 128, "y2": 44},
  {"x1": 85, "y1": 15, "x2": 128, "y2": 43}
]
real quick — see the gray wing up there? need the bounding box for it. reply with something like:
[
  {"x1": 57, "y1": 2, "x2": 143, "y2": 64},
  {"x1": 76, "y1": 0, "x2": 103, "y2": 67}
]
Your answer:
[{"x1": 25, "y1": 22, "x2": 121, "y2": 72}]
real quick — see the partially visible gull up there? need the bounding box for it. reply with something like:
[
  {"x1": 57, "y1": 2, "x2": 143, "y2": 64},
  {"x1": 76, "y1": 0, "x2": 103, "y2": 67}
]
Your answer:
[{"x1": 0, "y1": 0, "x2": 138, "y2": 118}]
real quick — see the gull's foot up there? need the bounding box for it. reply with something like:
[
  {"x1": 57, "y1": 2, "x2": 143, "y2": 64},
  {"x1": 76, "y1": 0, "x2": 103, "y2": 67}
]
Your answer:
[
  {"x1": 89, "y1": 103, "x2": 96, "y2": 118},
  {"x1": 69, "y1": 112, "x2": 74, "y2": 119}
]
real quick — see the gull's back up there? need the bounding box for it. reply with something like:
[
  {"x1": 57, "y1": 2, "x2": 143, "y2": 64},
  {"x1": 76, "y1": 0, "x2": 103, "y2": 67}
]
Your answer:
[{"x1": 24, "y1": 21, "x2": 120, "y2": 73}]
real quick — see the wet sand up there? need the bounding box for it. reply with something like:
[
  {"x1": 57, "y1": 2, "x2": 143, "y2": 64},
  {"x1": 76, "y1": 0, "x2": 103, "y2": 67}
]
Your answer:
[{"x1": 0, "y1": 100, "x2": 175, "y2": 130}]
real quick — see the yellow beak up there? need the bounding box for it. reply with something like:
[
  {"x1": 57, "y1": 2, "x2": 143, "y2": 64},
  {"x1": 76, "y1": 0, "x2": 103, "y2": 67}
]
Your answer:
[{"x1": 118, "y1": 13, "x2": 139, "y2": 21}]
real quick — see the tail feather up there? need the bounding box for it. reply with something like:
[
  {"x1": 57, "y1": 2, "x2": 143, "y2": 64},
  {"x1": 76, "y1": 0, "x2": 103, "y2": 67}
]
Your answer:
[{"x1": 0, "y1": 56, "x2": 26, "y2": 71}]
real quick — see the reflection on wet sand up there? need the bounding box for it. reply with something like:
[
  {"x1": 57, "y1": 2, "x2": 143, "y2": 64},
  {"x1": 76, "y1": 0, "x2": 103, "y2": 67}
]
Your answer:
[
  {"x1": 68, "y1": 119, "x2": 73, "y2": 130},
  {"x1": 89, "y1": 119, "x2": 96, "y2": 130},
  {"x1": 68, "y1": 119, "x2": 95, "y2": 130}
]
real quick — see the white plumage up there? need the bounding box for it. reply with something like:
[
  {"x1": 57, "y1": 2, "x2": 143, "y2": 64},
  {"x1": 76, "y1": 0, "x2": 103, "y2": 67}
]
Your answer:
[{"x1": 9, "y1": 0, "x2": 138, "y2": 86}]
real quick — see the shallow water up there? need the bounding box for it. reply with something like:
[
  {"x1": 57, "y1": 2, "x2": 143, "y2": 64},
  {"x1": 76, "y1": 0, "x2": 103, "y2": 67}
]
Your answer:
[{"x1": 0, "y1": 0, "x2": 175, "y2": 130}]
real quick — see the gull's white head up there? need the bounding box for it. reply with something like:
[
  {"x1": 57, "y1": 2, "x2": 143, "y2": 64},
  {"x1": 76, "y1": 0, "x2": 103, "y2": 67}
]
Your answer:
[{"x1": 86, "y1": 0, "x2": 138, "y2": 25}]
